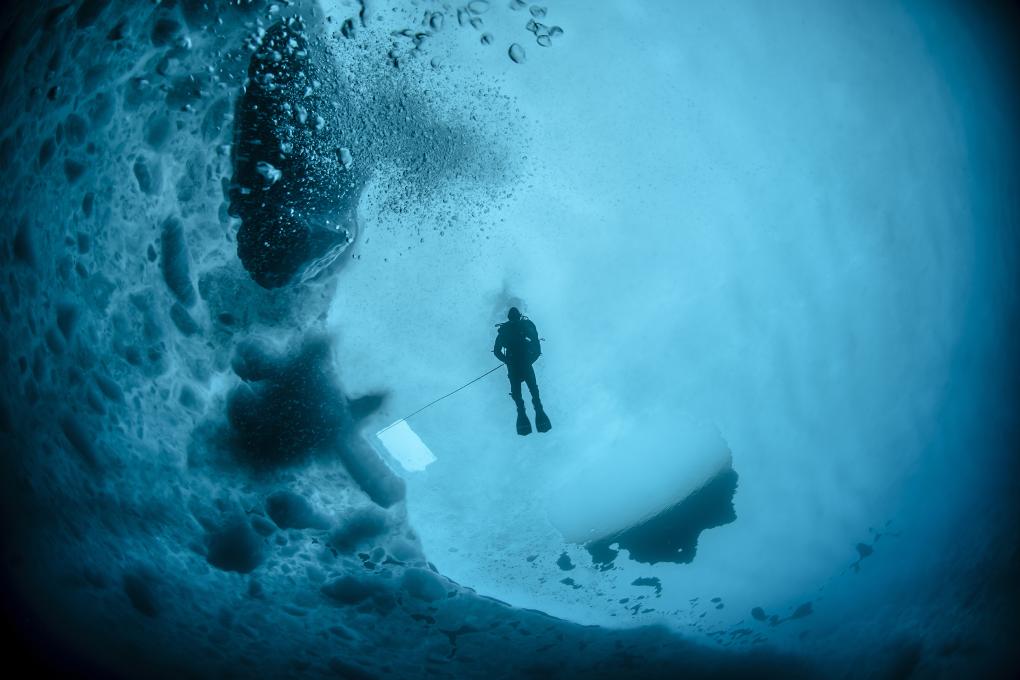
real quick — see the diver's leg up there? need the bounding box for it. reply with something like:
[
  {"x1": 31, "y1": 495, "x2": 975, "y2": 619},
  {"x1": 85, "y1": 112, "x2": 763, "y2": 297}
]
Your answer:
[
  {"x1": 509, "y1": 367, "x2": 531, "y2": 435},
  {"x1": 526, "y1": 366, "x2": 551, "y2": 433},
  {"x1": 524, "y1": 365, "x2": 540, "y2": 406},
  {"x1": 509, "y1": 369, "x2": 525, "y2": 409}
]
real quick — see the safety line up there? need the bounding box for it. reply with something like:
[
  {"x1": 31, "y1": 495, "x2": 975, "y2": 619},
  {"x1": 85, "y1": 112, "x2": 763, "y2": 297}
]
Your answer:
[{"x1": 376, "y1": 364, "x2": 505, "y2": 435}]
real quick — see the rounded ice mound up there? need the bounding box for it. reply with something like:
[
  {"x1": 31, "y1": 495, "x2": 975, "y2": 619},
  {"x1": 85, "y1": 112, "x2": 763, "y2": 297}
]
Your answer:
[
  {"x1": 547, "y1": 417, "x2": 732, "y2": 546},
  {"x1": 548, "y1": 415, "x2": 737, "y2": 567},
  {"x1": 399, "y1": 404, "x2": 738, "y2": 625},
  {"x1": 230, "y1": 18, "x2": 362, "y2": 288}
]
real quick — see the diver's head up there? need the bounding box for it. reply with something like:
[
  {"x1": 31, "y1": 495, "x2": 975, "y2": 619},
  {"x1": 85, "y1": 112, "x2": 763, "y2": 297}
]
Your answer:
[{"x1": 507, "y1": 307, "x2": 521, "y2": 321}]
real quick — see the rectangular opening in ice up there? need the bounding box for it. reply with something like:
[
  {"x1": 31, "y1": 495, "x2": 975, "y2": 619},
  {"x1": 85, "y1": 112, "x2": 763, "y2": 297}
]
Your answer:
[{"x1": 376, "y1": 420, "x2": 437, "y2": 472}]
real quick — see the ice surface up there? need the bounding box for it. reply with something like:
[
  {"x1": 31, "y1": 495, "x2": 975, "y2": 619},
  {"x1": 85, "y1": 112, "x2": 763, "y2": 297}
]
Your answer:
[
  {"x1": 547, "y1": 414, "x2": 731, "y2": 544},
  {"x1": 0, "y1": 0, "x2": 1016, "y2": 677}
]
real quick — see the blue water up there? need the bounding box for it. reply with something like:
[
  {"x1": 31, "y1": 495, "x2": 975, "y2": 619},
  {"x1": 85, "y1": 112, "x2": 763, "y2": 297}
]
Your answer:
[{"x1": 0, "y1": 0, "x2": 1017, "y2": 677}]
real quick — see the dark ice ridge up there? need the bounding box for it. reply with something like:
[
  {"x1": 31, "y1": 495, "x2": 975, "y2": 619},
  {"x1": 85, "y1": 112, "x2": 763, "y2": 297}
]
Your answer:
[
  {"x1": 850, "y1": 521, "x2": 898, "y2": 573},
  {"x1": 223, "y1": 333, "x2": 404, "y2": 507},
  {"x1": 587, "y1": 465, "x2": 739, "y2": 567},
  {"x1": 751, "y1": 602, "x2": 814, "y2": 627},
  {"x1": 632, "y1": 576, "x2": 663, "y2": 596}
]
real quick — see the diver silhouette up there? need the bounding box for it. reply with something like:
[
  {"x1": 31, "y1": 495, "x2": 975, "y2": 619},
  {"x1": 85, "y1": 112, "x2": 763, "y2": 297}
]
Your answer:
[{"x1": 493, "y1": 307, "x2": 551, "y2": 436}]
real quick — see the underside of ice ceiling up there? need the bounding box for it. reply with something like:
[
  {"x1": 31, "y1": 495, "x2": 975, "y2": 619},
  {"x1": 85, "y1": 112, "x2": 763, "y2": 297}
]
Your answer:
[{"x1": 0, "y1": 1, "x2": 1017, "y2": 678}]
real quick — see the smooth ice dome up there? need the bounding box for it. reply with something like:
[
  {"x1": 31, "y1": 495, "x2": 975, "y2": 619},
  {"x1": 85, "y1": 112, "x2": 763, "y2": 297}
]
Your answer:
[{"x1": 546, "y1": 414, "x2": 731, "y2": 546}]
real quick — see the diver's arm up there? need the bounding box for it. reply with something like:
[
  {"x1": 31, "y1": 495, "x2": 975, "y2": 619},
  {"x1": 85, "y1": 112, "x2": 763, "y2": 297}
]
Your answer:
[
  {"x1": 526, "y1": 321, "x2": 541, "y2": 358},
  {"x1": 493, "y1": 333, "x2": 507, "y2": 363}
]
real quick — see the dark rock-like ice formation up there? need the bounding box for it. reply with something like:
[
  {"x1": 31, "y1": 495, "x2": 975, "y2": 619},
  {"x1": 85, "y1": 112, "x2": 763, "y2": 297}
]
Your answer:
[
  {"x1": 229, "y1": 17, "x2": 360, "y2": 288},
  {"x1": 223, "y1": 333, "x2": 404, "y2": 507},
  {"x1": 587, "y1": 466, "x2": 739, "y2": 567}
]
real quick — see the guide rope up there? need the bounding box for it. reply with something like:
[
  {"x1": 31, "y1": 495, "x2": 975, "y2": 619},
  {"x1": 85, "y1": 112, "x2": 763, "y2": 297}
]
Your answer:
[{"x1": 377, "y1": 364, "x2": 504, "y2": 435}]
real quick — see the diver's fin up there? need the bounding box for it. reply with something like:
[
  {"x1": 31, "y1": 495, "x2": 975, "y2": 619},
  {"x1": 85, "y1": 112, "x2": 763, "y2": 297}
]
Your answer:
[
  {"x1": 534, "y1": 408, "x2": 551, "y2": 433},
  {"x1": 516, "y1": 410, "x2": 532, "y2": 436}
]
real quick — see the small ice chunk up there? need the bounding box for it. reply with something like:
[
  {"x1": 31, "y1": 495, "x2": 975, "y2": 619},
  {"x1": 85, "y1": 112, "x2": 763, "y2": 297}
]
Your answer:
[
  {"x1": 337, "y1": 147, "x2": 353, "y2": 169},
  {"x1": 537, "y1": 35, "x2": 551, "y2": 47},
  {"x1": 508, "y1": 43, "x2": 526, "y2": 64},
  {"x1": 429, "y1": 13, "x2": 444, "y2": 31},
  {"x1": 481, "y1": 33, "x2": 493, "y2": 45},
  {"x1": 256, "y1": 161, "x2": 282, "y2": 184},
  {"x1": 468, "y1": 1, "x2": 489, "y2": 14},
  {"x1": 530, "y1": 5, "x2": 547, "y2": 18}
]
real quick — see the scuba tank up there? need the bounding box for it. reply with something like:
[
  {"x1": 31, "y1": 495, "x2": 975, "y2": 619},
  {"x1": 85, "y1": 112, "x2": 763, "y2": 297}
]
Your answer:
[{"x1": 495, "y1": 315, "x2": 541, "y2": 364}]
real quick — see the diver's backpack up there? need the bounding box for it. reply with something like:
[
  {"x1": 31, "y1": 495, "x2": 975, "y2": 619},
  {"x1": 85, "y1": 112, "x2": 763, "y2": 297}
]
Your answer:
[{"x1": 498, "y1": 317, "x2": 541, "y2": 365}]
